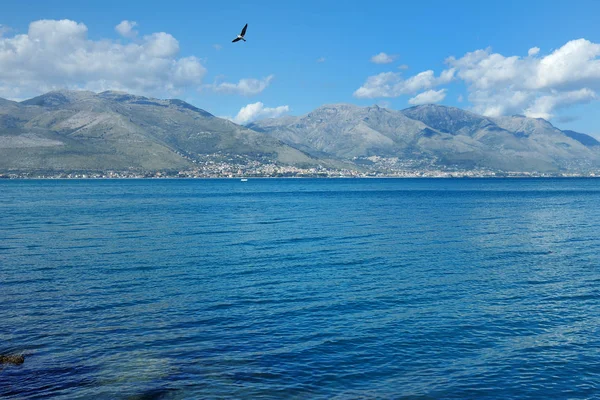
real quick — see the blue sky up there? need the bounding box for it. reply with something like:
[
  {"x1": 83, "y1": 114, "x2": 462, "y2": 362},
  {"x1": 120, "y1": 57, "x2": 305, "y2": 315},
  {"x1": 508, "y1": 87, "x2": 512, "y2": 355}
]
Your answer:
[{"x1": 1, "y1": 0, "x2": 599, "y2": 136}]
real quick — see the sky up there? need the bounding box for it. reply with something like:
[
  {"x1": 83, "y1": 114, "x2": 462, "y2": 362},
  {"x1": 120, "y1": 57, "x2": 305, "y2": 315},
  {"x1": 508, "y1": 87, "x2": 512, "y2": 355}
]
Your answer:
[{"x1": 1, "y1": 0, "x2": 599, "y2": 136}]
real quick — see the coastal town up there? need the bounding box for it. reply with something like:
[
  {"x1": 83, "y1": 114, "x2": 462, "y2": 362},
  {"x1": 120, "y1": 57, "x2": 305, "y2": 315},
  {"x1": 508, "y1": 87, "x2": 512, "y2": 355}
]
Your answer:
[{"x1": 1, "y1": 154, "x2": 599, "y2": 179}]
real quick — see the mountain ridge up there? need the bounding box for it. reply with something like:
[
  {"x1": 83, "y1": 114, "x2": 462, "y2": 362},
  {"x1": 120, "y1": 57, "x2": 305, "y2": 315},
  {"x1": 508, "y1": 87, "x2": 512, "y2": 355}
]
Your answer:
[
  {"x1": 0, "y1": 90, "x2": 318, "y2": 173},
  {"x1": 1, "y1": 90, "x2": 599, "y2": 175},
  {"x1": 250, "y1": 103, "x2": 600, "y2": 173}
]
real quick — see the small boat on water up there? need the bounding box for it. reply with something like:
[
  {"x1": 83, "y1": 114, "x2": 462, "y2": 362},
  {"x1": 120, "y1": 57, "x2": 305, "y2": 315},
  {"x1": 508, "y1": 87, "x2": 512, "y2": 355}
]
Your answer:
[{"x1": 240, "y1": 178, "x2": 248, "y2": 182}]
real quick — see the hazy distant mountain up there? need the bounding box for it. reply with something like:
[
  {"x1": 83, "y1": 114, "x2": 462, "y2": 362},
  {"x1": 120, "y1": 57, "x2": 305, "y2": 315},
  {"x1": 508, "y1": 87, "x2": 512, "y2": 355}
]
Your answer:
[
  {"x1": 0, "y1": 90, "x2": 314, "y2": 172},
  {"x1": 251, "y1": 104, "x2": 600, "y2": 172},
  {"x1": 402, "y1": 104, "x2": 495, "y2": 136},
  {"x1": 562, "y1": 130, "x2": 600, "y2": 147},
  {"x1": 249, "y1": 104, "x2": 430, "y2": 158}
]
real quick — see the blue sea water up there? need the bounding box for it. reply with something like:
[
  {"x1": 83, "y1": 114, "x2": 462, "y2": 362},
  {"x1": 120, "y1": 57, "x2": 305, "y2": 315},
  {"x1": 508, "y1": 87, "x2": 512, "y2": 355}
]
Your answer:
[{"x1": 1, "y1": 178, "x2": 599, "y2": 399}]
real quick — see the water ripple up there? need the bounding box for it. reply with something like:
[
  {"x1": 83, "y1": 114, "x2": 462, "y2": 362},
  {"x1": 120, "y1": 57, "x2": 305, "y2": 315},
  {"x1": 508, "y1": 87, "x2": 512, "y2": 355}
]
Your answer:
[{"x1": 1, "y1": 178, "x2": 600, "y2": 399}]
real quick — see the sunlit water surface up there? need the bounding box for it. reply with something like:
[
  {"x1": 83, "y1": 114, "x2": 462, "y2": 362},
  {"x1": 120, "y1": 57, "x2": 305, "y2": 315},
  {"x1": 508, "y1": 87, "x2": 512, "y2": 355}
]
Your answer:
[{"x1": 1, "y1": 178, "x2": 599, "y2": 399}]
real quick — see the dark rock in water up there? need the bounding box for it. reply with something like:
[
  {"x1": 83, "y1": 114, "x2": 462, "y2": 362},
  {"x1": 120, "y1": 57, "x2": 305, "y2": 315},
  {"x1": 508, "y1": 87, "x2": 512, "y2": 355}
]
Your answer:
[
  {"x1": 125, "y1": 387, "x2": 181, "y2": 400},
  {"x1": 0, "y1": 354, "x2": 25, "y2": 365}
]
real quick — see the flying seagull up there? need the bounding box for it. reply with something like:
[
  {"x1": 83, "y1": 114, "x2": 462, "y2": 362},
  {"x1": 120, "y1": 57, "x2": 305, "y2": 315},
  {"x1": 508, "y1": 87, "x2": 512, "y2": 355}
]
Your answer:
[{"x1": 232, "y1": 24, "x2": 248, "y2": 43}]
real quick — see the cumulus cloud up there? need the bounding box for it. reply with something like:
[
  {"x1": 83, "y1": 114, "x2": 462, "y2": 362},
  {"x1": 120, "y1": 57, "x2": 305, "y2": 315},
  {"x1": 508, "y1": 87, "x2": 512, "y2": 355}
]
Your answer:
[
  {"x1": 447, "y1": 38, "x2": 600, "y2": 118},
  {"x1": 465, "y1": 89, "x2": 535, "y2": 117},
  {"x1": 115, "y1": 20, "x2": 138, "y2": 39},
  {"x1": 229, "y1": 102, "x2": 290, "y2": 125},
  {"x1": 524, "y1": 89, "x2": 597, "y2": 119},
  {"x1": 207, "y1": 75, "x2": 274, "y2": 96},
  {"x1": 0, "y1": 19, "x2": 207, "y2": 99},
  {"x1": 371, "y1": 52, "x2": 398, "y2": 64},
  {"x1": 354, "y1": 69, "x2": 455, "y2": 98},
  {"x1": 409, "y1": 89, "x2": 447, "y2": 105},
  {"x1": 356, "y1": 38, "x2": 600, "y2": 119}
]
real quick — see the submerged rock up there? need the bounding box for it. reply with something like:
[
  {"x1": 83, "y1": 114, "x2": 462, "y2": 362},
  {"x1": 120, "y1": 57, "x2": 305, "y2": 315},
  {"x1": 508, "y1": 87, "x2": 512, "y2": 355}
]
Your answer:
[{"x1": 0, "y1": 354, "x2": 25, "y2": 365}]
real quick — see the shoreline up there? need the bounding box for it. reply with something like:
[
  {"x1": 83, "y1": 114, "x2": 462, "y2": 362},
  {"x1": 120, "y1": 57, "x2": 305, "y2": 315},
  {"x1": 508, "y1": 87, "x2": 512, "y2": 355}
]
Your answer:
[{"x1": 1, "y1": 175, "x2": 599, "y2": 180}]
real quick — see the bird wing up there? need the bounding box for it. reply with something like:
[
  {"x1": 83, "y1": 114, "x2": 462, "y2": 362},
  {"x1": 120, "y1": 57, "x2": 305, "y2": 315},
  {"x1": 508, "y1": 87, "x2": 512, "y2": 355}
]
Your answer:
[
  {"x1": 240, "y1": 23, "x2": 248, "y2": 36},
  {"x1": 232, "y1": 37, "x2": 242, "y2": 43}
]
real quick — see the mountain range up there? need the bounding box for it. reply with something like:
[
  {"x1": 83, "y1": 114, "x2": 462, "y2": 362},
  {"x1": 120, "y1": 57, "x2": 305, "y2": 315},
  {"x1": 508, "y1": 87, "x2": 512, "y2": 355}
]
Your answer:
[
  {"x1": 1, "y1": 90, "x2": 599, "y2": 175},
  {"x1": 250, "y1": 104, "x2": 600, "y2": 173},
  {"x1": 0, "y1": 90, "x2": 315, "y2": 173}
]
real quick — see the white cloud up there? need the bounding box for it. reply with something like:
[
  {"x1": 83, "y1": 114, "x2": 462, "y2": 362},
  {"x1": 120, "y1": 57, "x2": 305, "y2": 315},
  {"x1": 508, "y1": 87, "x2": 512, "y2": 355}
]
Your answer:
[
  {"x1": 535, "y1": 40, "x2": 600, "y2": 90},
  {"x1": 409, "y1": 89, "x2": 447, "y2": 105},
  {"x1": 446, "y1": 49, "x2": 527, "y2": 92},
  {"x1": 467, "y1": 89, "x2": 535, "y2": 117},
  {"x1": 171, "y1": 57, "x2": 206, "y2": 85},
  {"x1": 143, "y1": 32, "x2": 179, "y2": 58},
  {"x1": 28, "y1": 19, "x2": 88, "y2": 45},
  {"x1": 0, "y1": 19, "x2": 206, "y2": 99},
  {"x1": 115, "y1": 20, "x2": 138, "y2": 39},
  {"x1": 207, "y1": 75, "x2": 274, "y2": 96},
  {"x1": 446, "y1": 38, "x2": 600, "y2": 118},
  {"x1": 371, "y1": 52, "x2": 398, "y2": 64},
  {"x1": 524, "y1": 88, "x2": 597, "y2": 119},
  {"x1": 458, "y1": 94, "x2": 464, "y2": 102},
  {"x1": 354, "y1": 38, "x2": 600, "y2": 119},
  {"x1": 316, "y1": 57, "x2": 326, "y2": 63},
  {"x1": 229, "y1": 102, "x2": 290, "y2": 125},
  {"x1": 398, "y1": 64, "x2": 409, "y2": 70},
  {"x1": 353, "y1": 69, "x2": 455, "y2": 98}
]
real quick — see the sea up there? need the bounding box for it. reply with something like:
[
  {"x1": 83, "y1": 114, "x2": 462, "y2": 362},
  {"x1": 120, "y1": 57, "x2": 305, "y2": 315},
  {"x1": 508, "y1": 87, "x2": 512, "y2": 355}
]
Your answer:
[{"x1": 1, "y1": 178, "x2": 599, "y2": 399}]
